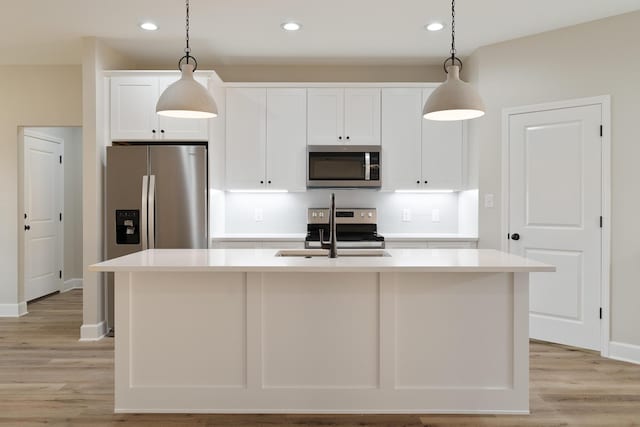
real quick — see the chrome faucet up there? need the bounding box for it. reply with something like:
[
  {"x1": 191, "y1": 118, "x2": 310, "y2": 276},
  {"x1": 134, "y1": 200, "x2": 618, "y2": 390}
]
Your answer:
[{"x1": 319, "y1": 193, "x2": 338, "y2": 258}]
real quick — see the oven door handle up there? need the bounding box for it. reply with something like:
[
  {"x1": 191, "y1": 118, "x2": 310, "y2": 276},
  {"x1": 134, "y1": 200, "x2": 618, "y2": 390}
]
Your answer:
[{"x1": 364, "y1": 152, "x2": 371, "y2": 181}]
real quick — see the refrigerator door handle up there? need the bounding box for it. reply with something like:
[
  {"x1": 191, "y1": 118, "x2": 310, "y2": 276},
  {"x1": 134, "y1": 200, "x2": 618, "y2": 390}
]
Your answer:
[
  {"x1": 141, "y1": 175, "x2": 149, "y2": 250},
  {"x1": 148, "y1": 175, "x2": 156, "y2": 249}
]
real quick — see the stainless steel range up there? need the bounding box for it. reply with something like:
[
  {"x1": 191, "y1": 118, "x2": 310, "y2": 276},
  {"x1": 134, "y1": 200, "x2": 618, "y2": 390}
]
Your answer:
[{"x1": 305, "y1": 208, "x2": 385, "y2": 249}]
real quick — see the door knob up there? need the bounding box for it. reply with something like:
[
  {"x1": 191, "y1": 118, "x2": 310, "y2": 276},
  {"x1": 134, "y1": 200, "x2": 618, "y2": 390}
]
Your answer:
[
  {"x1": 510, "y1": 233, "x2": 520, "y2": 241},
  {"x1": 24, "y1": 225, "x2": 31, "y2": 231}
]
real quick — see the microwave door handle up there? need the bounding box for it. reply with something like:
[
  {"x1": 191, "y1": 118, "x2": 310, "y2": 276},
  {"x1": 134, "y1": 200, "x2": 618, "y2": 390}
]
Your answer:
[
  {"x1": 364, "y1": 152, "x2": 371, "y2": 181},
  {"x1": 141, "y1": 175, "x2": 149, "y2": 250}
]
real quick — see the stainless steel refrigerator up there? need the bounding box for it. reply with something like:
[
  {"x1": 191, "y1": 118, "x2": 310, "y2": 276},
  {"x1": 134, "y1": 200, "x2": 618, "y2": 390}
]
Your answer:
[{"x1": 105, "y1": 144, "x2": 208, "y2": 332}]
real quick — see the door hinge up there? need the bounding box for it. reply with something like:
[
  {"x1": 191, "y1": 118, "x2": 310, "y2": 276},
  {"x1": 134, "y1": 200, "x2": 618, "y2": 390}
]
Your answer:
[
  {"x1": 59, "y1": 270, "x2": 62, "y2": 279},
  {"x1": 600, "y1": 125, "x2": 603, "y2": 137},
  {"x1": 599, "y1": 307, "x2": 603, "y2": 319},
  {"x1": 59, "y1": 212, "x2": 62, "y2": 222},
  {"x1": 600, "y1": 216, "x2": 603, "y2": 228}
]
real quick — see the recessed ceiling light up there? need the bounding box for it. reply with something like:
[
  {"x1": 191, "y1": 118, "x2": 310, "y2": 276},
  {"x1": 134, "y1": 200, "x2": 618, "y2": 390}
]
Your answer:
[
  {"x1": 140, "y1": 22, "x2": 158, "y2": 31},
  {"x1": 425, "y1": 22, "x2": 444, "y2": 32},
  {"x1": 281, "y1": 22, "x2": 301, "y2": 31}
]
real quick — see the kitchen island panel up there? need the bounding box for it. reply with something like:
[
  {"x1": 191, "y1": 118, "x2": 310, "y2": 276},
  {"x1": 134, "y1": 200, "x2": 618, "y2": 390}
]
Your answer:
[{"x1": 261, "y1": 272, "x2": 379, "y2": 389}]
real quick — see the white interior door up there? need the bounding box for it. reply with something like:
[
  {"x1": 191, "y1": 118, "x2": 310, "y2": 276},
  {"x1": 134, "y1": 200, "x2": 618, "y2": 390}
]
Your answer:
[
  {"x1": 24, "y1": 133, "x2": 63, "y2": 301},
  {"x1": 508, "y1": 104, "x2": 602, "y2": 350}
]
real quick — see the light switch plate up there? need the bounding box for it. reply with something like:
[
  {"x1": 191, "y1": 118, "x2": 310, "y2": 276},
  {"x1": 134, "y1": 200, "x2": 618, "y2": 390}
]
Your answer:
[
  {"x1": 432, "y1": 209, "x2": 440, "y2": 223},
  {"x1": 254, "y1": 208, "x2": 264, "y2": 222},
  {"x1": 484, "y1": 193, "x2": 494, "y2": 208}
]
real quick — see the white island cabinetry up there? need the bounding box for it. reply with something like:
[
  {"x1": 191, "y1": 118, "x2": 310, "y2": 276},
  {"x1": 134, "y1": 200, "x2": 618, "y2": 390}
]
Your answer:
[{"x1": 91, "y1": 248, "x2": 553, "y2": 414}]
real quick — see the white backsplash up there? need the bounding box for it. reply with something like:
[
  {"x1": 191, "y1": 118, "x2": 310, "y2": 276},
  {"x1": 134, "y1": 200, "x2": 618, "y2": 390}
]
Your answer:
[{"x1": 213, "y1": 190, "x2": 478, "y2": 236}]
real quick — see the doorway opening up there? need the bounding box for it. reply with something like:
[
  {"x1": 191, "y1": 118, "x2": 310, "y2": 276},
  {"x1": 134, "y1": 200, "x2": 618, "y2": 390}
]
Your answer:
[{"x1": 19, "y1": 127, "x2": 83, "y2": 307}]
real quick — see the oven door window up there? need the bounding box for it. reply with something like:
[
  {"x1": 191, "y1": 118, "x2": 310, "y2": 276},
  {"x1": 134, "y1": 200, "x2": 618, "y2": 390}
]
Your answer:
[{"x1": 309, "y1": 152, "x2": 366, "y2": 181}]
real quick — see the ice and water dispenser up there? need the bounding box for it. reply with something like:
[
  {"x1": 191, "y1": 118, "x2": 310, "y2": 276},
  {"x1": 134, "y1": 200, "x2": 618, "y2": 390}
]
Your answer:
[{"x1": 115, "y1": 210, "x2": 140, "y2": 245}]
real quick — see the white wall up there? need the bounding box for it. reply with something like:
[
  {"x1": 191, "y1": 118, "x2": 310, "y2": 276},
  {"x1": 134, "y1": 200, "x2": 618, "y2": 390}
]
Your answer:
[
  {"x1": 30, "y1": 127, "x2": 83, "y2": 284},
  {"x1": 221, "y1": 191, "x2": 468, "y2": 236},
  {"x1": 81, "y1": 38, "x2": 132, "y2": 339},
  {"x1": 0, "y1": 66, "x2": 82, "y2": 315},
  {"x1": 467, "y1": 10, "x2": 640, "y2": 348}
]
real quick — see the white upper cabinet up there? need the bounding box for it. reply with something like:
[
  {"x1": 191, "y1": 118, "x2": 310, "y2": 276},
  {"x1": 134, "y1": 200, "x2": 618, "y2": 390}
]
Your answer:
[
  {"x1": 421, "y1": 88, "x2": 464, "y2": 190},
  {"x1": 266, "y1": 88, "x2": 307, "y2": 191},
  {"x1": 381, "y1": 87, "x2": 465, "y2": 191},
  {"x1": 226, "y1": 87, "x2": 307, "y2": 191},
  {"x1": 226, "y1": 88, "x2": 267, "y2": 190},
  {"x1": 110, "y1": 75, "x2": 210, "y2": 141},
  {"x1": 381, "y1": 88, "x2": 423, "y2": 191},
  {"x1": 308, "y1": 88, "x2": 380, "y2": 145}
]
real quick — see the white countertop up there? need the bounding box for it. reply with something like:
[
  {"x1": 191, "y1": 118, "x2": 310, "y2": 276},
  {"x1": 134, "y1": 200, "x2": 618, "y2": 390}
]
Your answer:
[
  {"x1": 90, "y1": 249, "x2": 554, "y2": 273},
  {"x1": 210, "y1": 233, "x2": 478, "y2": 242}
]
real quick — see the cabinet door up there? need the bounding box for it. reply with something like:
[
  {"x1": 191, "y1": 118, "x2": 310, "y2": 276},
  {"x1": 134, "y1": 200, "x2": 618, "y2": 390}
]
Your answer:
[
  {"x1": 381, "y1": 88, "x2": 423, "y2": 191},
  {"x1": 266, "y1": 89, "x2": 307, "y2": 191},
  {"x1": 156, "y1": 76, "x2": 210, "y2": 141},
  {"x1": 421, "y1": 88, "x2": 464, "y2": 189},
  {"x1": 226, "y1": 88, "x2": 267, "y2": 189},
  {"x1": 344, "y1": 88, "x2": 381, "y2": 145},
  {"x1": 110, "y1": 77, "x2": 159, "y2": 140},
  {"x1": 307, "y1": 88, "x2": 344, "y2": 145}
]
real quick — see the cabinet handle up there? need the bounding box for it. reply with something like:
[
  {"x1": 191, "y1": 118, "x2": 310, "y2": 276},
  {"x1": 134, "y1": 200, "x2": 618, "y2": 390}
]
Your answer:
[
  {"x1": 152, "y1": 129, "x2": 156, "y2": 134},
  {"x1": 260, "y1": 180, "x2": 264, "y2": 184},
  {"x1": 268, "y1": 180, "x2": 272, "y2": 184},
  {"x1": 160, "y1": 129, "x2": 165, "y2": 134},
  {"x1": 346, "y1": 136, "x2": 350, "y2": 140},
  {"x1": 424, "y1": 180, "x2": 428, "y2": 184},
  {"x1": 416, "y1": 180, "x2": 420, "y2": 184},
  {"x1": 338, "y1": 136, "x2": 342, "y2": 140},
  {"x1": 24, "y1": 225, "x2": 31, "y2": 231}
]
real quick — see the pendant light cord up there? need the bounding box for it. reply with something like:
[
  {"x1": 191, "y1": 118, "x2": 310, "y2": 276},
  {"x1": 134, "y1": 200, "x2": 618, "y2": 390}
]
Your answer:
[
  {"x1": 443, "y1": 0, "x2": 462, "y2": 73},
  {"x1": 178, "y1": 0, "x2": 198, "y2": 70},
  {"x1": 450, "y1": 0, "x2": 456, "y2": 63}
]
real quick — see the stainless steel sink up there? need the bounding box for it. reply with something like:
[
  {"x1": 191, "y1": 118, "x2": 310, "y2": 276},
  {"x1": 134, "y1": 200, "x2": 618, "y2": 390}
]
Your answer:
[{"x1": 275, "y1": 249, "x2": 391, "y2": 258}]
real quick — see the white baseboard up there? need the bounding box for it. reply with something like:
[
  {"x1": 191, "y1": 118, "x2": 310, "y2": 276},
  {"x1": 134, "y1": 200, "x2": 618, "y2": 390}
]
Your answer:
[
  {"x1": 609, "y1": 341, "x2": 640, "y2": 365},
  {"x1": 79, "y1": 321, "x2": 107, "y2": 341},
  {"x1": 62, "y1": 278, "x2": 83, "y2": 292},
  {"x1": 0, "y1": 302, "x2": 28, "y2": 317}
]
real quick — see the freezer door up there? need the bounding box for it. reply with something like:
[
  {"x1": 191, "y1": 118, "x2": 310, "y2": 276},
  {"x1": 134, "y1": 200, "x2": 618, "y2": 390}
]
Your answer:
[
  {"x1": 149, "y1": 145, "x2": 208, "y2": 249},
  {"x1": 106, "y1": 145, "x2": 149, "y2": 259}
]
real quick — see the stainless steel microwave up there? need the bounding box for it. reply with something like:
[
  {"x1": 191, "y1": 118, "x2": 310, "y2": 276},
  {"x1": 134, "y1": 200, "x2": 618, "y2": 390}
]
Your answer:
[{"x1": 307, "y1": 145, "x2": 381, "y2": 188}]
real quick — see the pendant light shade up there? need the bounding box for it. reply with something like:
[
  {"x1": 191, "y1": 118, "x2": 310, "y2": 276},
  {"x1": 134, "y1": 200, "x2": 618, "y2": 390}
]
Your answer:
[
  {"x1": 424, "y1": 0, "x2": 484, "y2": 121},
  {"x1": 156, "y1": 63, "x2": 218, "y2": 118},
  {"x1": 423, "y1": 65, "x2": 484, "y2": 121},
  {"x1": 155, "y1": 0, "x2": 217, "y2": 119}
]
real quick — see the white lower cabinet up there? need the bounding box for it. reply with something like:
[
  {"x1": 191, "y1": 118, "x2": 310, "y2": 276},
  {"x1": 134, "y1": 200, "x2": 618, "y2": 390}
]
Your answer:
[
  {"x1": 212, "y1": 241, "x2": 304, "y2": 249},
  {"x1": 381, "y1": 87, "x2": 465, "y2": 191},
  {"x1": 226, "y1": 87, "x2": 307, "y2": 191},
  {"x1": 385, "y1": 240, "x2": 477, "y2": 249}
]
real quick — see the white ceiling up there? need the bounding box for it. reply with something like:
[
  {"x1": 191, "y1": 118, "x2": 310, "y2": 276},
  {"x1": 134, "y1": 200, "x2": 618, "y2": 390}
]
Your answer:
[{"x1": 1, "y1": 0, "x2": 639, "y2": 66}]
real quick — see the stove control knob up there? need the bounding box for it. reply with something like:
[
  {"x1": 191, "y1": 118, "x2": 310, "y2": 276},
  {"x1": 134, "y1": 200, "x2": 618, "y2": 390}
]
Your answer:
[
  {"x1": 312, "y1": 212, "x2": 317, "y2": 217},
  {"x1": 319, "y1": 212, "x2": 324, "y2": 218},
  {"x1": 368, "y1": 212, "x2": 373, "y2": 218},
  {"x1": 360, "y1": 212, "x2": 365, "y2": 217}
]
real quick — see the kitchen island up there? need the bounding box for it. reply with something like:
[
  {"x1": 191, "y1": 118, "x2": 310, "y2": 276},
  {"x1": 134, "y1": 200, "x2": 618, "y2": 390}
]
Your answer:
[{"x1": 90, "y1": 248, "x2": 554, "y2": 414}]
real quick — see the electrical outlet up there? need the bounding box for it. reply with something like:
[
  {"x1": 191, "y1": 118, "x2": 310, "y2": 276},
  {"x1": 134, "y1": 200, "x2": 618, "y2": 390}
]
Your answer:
[
  {"x1": 484, "y1": 193, "x2": 494, "y2": 208},
  {"x1": 254, "y1": 208, "x2": 264, "y2": 222},
  {"x1": 432, "y1": 208, "x2": 440, "y2": 223},
  {"x1": 402, "y1": 209, "x2": 411, "y2": 222}
]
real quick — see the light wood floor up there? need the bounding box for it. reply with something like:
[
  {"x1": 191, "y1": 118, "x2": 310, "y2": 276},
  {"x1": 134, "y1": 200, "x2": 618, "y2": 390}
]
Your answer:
[{"x1": 1, "y1": 290, "x2": 639, "y2": 426}]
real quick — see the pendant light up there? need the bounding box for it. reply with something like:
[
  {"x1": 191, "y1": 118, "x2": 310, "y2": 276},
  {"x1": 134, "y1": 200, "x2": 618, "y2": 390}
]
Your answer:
[
  {"x1": 156, "y1": 0, "x2": 218, "y2": 119},
  {"x1": 423, "y1": 0, "x2": 484, "y2": 121}
]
